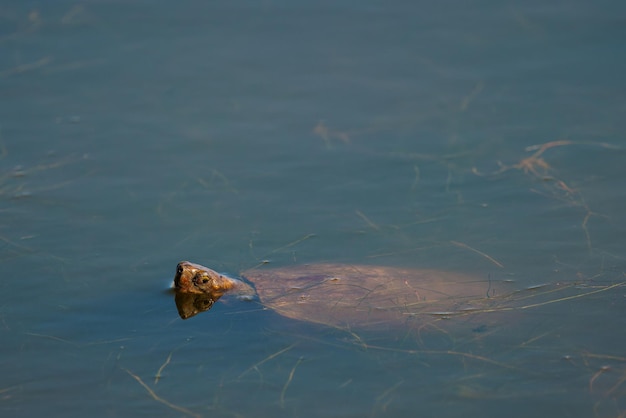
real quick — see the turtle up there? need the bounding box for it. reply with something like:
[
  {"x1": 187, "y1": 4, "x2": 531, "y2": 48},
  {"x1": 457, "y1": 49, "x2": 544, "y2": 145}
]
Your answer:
[{"x1": 172, "y1": 261, "x2": 520, "y2": 332}]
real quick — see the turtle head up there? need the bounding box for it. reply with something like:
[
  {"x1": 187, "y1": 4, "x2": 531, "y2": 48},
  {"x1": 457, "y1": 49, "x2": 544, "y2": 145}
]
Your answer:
[{"x1": 174, "y1": 261, "x2": 236, "y2": 295}]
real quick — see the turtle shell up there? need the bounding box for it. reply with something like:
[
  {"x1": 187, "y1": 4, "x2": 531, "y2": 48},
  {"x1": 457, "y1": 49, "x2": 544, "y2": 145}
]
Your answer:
[{"x1": 241, "y1": 263, "x2": 512, "y2": 331}]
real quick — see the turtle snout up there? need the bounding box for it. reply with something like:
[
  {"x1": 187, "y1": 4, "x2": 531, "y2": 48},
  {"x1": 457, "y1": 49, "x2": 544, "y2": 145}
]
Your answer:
[
  {"x1": 174, "y1": 272, "x2": 193, "y2": 291},
  {"x1": 174, "y1": 267, "x2": 204, "y2": 293}
]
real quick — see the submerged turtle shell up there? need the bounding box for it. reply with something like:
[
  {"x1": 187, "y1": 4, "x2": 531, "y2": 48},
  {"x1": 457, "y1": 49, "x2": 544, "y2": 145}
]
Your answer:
[{"x1": 241, "y1": 263, "x2": 511, "y2": 330}]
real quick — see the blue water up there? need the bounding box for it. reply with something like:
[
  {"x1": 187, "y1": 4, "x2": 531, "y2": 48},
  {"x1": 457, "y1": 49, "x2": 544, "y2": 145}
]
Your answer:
[{"x1": 1, "y1": 1, "x2": 626, "y2": 417}]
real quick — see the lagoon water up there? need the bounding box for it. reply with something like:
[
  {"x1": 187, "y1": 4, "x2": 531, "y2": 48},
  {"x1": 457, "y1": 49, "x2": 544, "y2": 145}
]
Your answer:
[{"x1": 1, "y1": 1, "x2": 626, "y2": 417}]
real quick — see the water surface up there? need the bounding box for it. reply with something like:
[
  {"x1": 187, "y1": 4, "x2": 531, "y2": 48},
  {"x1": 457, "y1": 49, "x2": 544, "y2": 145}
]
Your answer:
[{"x1": 1, "y1": 1, "x2": 625, "y2": 417}]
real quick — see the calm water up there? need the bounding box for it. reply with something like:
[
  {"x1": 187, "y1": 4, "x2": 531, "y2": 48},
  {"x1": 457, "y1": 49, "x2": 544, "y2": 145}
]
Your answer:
[{"x1": 1, "y1": 0, "x2": 625, "y2": 417}]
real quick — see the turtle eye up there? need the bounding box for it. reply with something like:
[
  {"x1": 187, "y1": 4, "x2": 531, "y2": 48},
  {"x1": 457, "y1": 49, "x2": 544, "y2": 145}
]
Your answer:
[
  {"x1": 201, "y1": 277, "x2": 209, "y2": 284},
  {"x1": 177, "y1": 265, "x2": 183, "y2": 274}
]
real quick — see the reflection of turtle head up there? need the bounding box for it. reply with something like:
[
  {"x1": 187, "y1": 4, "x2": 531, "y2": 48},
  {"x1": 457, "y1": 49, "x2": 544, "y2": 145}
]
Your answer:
[
  {"x1": 174, "y1": 261, "x2": 237, "y2": 295},
  {"x1": 175, "y1": 291, "x2": 221, "y2": 319}
]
